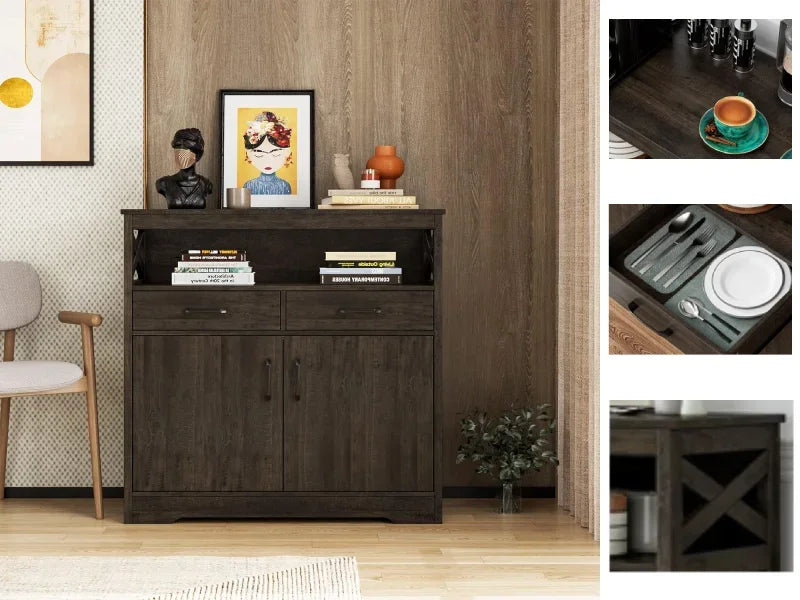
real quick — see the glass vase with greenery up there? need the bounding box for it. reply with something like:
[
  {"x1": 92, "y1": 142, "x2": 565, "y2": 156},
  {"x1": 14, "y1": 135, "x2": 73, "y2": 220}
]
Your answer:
[{"x1": 456, "y1": 405, "x2": 558, "y2": 513}]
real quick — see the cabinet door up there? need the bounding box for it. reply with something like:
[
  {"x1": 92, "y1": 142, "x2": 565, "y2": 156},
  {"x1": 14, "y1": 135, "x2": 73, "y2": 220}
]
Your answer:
[
  {"x1": 284, "y1": 336, "x2": 433, "y2": 492},
  {"x1": 132, "y1": 335, "x2": 282, "y2": 491}
]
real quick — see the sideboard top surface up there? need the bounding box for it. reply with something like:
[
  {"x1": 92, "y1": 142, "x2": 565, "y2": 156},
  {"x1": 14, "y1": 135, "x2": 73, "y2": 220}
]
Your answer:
[
  {"x1": 122, "y1": 209, "x2": 444, "y2": 230},
  {"x1": 611, "y1": 412, "x2": 785, "y2": 429}
]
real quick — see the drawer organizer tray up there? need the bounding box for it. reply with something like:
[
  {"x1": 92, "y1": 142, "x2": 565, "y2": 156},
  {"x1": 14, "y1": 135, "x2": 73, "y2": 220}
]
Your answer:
[{"x1": 610, "y1": 204, "x2": 792, "y2": 354}]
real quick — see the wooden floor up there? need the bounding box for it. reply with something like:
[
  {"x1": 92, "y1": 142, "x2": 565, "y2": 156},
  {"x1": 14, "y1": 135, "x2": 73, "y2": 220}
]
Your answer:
[{"x1": 0, "y1": 498, "x2": 598, "y2": 598}]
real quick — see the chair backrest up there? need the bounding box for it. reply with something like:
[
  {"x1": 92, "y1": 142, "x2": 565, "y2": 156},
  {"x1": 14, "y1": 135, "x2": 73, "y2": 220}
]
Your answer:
[{"x1": 0, "y1": 261, "x2": 42, "y2": 331}]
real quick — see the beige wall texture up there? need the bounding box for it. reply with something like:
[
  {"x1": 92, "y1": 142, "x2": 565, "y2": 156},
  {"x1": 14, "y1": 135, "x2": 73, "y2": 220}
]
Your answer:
[{"x1": 0, "y1": 0, "x2": 143, "y2": 487}]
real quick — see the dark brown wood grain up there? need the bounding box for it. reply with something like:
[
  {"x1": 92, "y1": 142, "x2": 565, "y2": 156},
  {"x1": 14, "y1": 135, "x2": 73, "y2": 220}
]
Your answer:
[
  {"x1": 286, "y1": 290, "x2": 433, "y2": 330},
  {"x1": 132, "y1": 290, "x2": 280, "y2": 331},
  {"x1": 610, "y1": 413, "x2": 784, "y2": 571},
  {"x1": 283, "y1": 336, "x2": 434, "y2": 492},
  {"x1": 610, "y1": 22, "x2": 792, "y2": 159},
  {"x1": 128, "y1": 494, "x2": 436, "y2": 524},
  {"x1": 124, "y1": 210, "x2": 443, "y2": 522},
  {"x1": 145, "y1": 0, "x2": 560, "y2": 489},
  {"x1": 132, "y1": 336, "x2": 283, "y2": 492}
]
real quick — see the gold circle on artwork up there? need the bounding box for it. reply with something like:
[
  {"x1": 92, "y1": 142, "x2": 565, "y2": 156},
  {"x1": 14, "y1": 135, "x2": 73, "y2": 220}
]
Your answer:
[{"x1": 0, "y1": 77, "x2": 34, "y2": 108}]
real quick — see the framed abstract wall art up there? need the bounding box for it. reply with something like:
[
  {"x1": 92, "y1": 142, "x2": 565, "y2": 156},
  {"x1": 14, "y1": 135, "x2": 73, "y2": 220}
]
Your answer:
[
  {"x1": 0, "y1": 0, "x2": 94, "y2": 165},
  {"x1": 220, "y1": 90, "x2": 314, "y2": 208}
]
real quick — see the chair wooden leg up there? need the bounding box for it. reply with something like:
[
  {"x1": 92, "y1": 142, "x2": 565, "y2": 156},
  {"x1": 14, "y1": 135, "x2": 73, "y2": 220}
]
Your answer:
[
  {"x1": 0, "y1": 398, "x2": 9, "y2": 500},
  {"x1": 1, "y1": 330, "x2": 15, "y2": 501},
  {"x1": 81, "y1": 325, "x2": 103, "y2": 519},
  {"x1": 86, "y1": 390, "x2": 103, "y2": 519}
]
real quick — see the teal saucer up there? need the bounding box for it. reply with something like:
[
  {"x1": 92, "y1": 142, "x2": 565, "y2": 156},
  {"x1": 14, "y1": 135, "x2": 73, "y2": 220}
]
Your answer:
[
  {"x1": 698, "y1": 108, "x2": 769, "y2": 155},
  {"x1": 781, "y1": 149, "x2": 792, "y2": 159}
]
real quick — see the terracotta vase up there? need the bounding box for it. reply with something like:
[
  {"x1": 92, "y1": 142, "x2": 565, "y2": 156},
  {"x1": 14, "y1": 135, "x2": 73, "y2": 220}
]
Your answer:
[{"x1": 366, "y1": 145, "x2": 404, "y2": 189}]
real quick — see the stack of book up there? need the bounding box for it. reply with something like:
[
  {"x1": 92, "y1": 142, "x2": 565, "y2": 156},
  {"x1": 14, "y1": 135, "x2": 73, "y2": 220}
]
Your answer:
[
  {"x1": 320, "y1": 251, "x2": 401, "y2": 285},
  {"x1": 171, "y1": 249, "x2": 255, "y2": 286},
  {"x1": 317, "y1": 189, "x2": 418, "y2": 210}
]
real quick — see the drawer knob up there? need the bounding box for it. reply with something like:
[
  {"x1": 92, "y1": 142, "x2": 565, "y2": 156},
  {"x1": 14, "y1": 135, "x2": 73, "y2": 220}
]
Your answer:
[
  {"x1": 182, "y1": 307, "x2": 228, "y2": 315},
  {"x1": 337, "y1": 307, "x2": 383, "y2": 315}
]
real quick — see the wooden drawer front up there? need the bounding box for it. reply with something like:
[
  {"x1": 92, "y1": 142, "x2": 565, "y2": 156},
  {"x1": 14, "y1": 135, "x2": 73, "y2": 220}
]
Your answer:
[
  {"x1": 609, "y1": 271, "x2": 716, "y2": 354},
  {"x1": 286, "y1": 291, "x2": 433, "y2": 330},
  {"x1": 132, "y1": 290, "x2": 280, "y2": 331}
]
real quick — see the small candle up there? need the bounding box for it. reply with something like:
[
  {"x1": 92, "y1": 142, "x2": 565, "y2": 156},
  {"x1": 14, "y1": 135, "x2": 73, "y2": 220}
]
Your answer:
[{"x1": 361, "y1": 168, "x2": 380, "y2": 189}]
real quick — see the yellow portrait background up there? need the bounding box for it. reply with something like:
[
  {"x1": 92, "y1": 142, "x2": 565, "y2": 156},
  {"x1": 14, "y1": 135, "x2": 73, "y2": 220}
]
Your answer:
[{"x1": 236, "y1": 107, "x2": 298, "y2": 193}]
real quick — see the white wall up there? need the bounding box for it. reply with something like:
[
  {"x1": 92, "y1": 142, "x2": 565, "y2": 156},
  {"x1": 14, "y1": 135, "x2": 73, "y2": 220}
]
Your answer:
[{"x1": 0, "y1": 1, "x2": 143, "y2": 488}]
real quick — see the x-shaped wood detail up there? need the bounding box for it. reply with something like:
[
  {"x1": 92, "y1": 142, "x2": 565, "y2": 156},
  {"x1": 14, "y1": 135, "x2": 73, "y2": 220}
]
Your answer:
[{"x1": 680, "y1": 451, "x2": 769, "y2": 552}]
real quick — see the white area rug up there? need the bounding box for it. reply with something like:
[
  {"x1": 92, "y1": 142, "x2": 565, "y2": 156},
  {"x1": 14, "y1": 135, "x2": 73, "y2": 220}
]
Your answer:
[{"x1": 0, "y1": 555, "x2": 361, "y2": 600}]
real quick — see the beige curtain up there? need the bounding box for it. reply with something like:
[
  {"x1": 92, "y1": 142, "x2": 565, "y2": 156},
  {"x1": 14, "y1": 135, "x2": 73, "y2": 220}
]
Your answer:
[{"x1": 557, "y1": 0, "x2": 600, "y2": 540}]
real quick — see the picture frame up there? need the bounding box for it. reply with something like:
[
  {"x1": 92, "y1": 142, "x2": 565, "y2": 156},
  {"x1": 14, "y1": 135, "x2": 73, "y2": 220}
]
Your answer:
[
  {"x1": 219, "y1": 89, "x2": 315, "y2": 208},
  {"x1": 0, "y1": 0, "x2": 94, "y2": 166}
]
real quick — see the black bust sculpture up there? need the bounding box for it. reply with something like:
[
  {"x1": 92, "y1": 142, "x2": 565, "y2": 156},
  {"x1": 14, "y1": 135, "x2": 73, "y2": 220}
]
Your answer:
[{"x1": 156, "y1": 128, "x2": 213, "y2": 208}]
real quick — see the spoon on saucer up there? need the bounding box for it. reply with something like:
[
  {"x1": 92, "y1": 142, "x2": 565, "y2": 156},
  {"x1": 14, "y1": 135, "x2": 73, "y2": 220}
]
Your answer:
[{"x1": 678, "y1": 299, "x2": 732, "y2": 343}]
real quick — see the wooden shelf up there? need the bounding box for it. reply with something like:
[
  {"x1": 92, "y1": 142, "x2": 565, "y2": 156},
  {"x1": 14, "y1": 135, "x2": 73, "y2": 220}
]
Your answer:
[
  {"x1": 610, "y1": 553, "x2": 656, "y2": 572},
  {"x1": 132, "y1": 283, "x2": 435, "y2": 292}
]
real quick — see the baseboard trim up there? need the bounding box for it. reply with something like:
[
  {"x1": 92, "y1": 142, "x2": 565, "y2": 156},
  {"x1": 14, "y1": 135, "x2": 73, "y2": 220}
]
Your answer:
[
  {"x1": 3, "y1": 486, "x2": 556, "y2": 499},
  {"x1": 443, "y1": 486, "x2": 556, "y2": 498},
  {"x1": 3, "y1": 487, "x2": 124, "y2": 499}
]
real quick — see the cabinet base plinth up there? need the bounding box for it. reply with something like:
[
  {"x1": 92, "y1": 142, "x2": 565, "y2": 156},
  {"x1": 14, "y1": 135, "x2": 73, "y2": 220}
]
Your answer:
[{"x1": 125, "y1": 494, "x2": 441, "y2": 524}]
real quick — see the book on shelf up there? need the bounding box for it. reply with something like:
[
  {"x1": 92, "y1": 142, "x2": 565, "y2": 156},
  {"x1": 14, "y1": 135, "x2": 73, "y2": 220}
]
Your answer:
[
  {"x1": 328, "y1": 189, "x2": 404, "y2": 196},
  {"x1": 186, "y1": 249, "x2": 243, "y2": 255},
  {"x1": 172, "y1": 248, "x2": 254, "y2": 285},
  {"x1": 325, "y1": 251, "x2": 396, "y2": 261},
  {"x1": 317, "y1": 203, "x2": 419, "y2": 210},
  {"x1": 321, "y1": 195, "x2": 416, "y2": 205},
  {"x1": 171, "y1": 272, "x2": 255, "y2": 285},
  {"x1": 176, "y1": 260, "x2": 250, "y2": 269},
  {"x1": 319, "y1": 267, "x2": 402, "y2": 275},
  {"x1": 181, "y1": 252, "x2": 246, "y2": 261},
  {"x1": 320, "y1": 274, "x2": 402, "y2": 285},
  {"x1": 326, "y1": 260, "x2": 396, "y2": 268},
  {"x1": 175, "y1": 266, "x2": 253, "y2": 273}
]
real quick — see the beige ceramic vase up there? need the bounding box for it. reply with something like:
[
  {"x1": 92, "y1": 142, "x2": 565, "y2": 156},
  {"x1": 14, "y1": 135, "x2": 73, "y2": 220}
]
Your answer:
[{"x1": 366, "y1": 145, "x2": 404, "y2": 189}]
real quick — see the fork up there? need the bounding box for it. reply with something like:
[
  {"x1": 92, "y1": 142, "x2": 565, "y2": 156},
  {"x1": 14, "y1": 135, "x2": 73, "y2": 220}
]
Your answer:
[
  {"x1": 653, "y1": 226, "x2": 716, "y2": 283},
  {"x1": 663, "y1": 238, "x2": 718, "y2": 289}
]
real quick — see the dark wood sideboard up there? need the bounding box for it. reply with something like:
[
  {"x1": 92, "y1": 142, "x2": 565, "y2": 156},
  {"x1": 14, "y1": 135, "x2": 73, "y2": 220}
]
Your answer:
[
  {"x1": 122, "y1": 209, "x2": 443, "y2": 523},
  {"x1": 610, "y1": 412, "x2": 784, "y2": 571}
]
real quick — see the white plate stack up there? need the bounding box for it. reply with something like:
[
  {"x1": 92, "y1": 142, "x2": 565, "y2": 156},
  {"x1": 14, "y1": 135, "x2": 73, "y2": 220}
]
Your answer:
[{"x1": 703, "y1": 246, "x2": 792, "y2": 318}]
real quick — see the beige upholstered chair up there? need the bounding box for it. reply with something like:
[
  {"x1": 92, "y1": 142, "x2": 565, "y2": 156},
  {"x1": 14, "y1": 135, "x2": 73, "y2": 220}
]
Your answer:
[{"x1": 0, "y1": 261, "x2": 104, "y2": 519}]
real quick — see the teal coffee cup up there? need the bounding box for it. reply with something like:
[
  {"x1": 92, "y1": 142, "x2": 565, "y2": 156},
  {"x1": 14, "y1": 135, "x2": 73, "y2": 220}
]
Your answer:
[{"x1": 713, "y1": 92, "x2": 756, "y2": 140}]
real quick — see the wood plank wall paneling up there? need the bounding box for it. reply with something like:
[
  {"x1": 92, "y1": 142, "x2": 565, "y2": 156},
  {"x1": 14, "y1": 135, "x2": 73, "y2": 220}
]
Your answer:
[{"x1": 146, "y1": 0, "x2": 560, "y2": 488}]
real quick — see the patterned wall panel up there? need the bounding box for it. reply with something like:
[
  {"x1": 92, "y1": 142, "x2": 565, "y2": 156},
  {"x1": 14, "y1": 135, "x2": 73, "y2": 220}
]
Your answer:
[{"x1": 0, "y1": 0, "x2": 143, "y2": 487}]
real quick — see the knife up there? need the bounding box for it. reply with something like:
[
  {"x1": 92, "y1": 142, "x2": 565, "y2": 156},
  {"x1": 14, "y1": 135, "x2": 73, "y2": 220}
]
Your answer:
[{"x1": 639, "y1": 216, "x2": 706, "y2": 275}]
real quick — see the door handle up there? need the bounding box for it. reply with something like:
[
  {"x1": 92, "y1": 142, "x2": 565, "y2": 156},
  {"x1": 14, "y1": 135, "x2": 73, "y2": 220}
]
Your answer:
[
  {"x1": 628, "y1": 300, "x2": 674, "y2": 337},
  {"x1": 264, "y1": 359, "x2": 272, "y2": 401},
  {"x1": 292, "y1": 358, "x2": 301, "y2": 401},
  {"x1": 337, "y1": 307, "x2": 383, "y2": 315},
  {"x1": 182, "y1": 307, "x2": 228, "y2": 315}
]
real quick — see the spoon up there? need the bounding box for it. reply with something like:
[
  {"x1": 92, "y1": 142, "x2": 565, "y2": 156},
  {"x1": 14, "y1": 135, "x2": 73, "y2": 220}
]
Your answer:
[
  {"x1": 687, "y1": 296, "x2": 741, "y2": 336},
  {"x1": 678, "y1": 298, "x2": 732, "y2": 343},
  {"x1": 631, "y1": 211, "x2": 694, "y2": 269}
]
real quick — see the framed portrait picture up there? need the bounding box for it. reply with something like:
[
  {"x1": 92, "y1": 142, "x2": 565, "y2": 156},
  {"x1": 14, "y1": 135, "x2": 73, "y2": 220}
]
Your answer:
[
  {"x1": 220, "y1": 90, "x2": 314, "y2": 208},
  {"x1": 0, "y1": 0, "x2": 94, "y2": 165}
]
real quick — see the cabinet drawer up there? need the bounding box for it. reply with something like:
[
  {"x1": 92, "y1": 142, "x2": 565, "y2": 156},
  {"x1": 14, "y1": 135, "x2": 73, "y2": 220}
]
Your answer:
[
  {"x1": 286, "y1": 290, "x2": 433, "y2": 330},
  {"x1": 132, "y1": 290, "x2": 280, "y2": 331}
]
